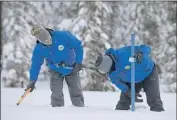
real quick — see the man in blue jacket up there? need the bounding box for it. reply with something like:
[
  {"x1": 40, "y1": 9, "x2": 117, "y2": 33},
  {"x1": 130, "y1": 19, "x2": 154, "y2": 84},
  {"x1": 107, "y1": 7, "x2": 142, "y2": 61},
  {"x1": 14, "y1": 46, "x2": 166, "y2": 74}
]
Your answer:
[
  {"x1": 25, "y1": 25, "x2": 84, "y2": 107},
  {"x1": 95, "y1": 45, "x2": 164, "y2": 112}
]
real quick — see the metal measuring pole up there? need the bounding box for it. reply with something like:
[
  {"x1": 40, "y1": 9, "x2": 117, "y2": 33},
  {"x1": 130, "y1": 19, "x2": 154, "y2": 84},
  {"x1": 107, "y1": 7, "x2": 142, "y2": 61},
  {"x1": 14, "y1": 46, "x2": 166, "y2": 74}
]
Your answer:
[{"x1": 130, "y1": 33, "x2": 135, "y2": 111}]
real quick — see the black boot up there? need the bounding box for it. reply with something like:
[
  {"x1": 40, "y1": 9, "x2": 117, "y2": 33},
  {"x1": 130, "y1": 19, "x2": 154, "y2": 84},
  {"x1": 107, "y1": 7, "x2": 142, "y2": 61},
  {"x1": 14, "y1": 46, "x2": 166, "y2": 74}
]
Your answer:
[
  {"x1": 115, "y1": 102, "x2": 130, "y2": 110},
  {"x1": 150, "y1": 107, "x2": 165, "y2": 112},
  {"x1": 115, "y1": 92, "x2": 131, "y2": 110},
  {"x1": 51, "y1": 104, "x2": 64, "y2": 107}
]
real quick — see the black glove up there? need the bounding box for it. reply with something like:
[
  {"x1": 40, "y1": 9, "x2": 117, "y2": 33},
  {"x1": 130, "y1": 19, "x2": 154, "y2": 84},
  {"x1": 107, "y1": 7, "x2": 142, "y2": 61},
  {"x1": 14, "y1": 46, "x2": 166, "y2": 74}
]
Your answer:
[
  {"x1": 25, "y1": 81, "x2": 36, "y2": 92},
  {"x1": 125, "y1": 90, "x2": 143, "y2": 103},
  {"x1": 72, "y1": 64, "x2": 82, "y2": 73},
  {"x1": 134, "y1": 52, "x2": 143, "y2": 63}
]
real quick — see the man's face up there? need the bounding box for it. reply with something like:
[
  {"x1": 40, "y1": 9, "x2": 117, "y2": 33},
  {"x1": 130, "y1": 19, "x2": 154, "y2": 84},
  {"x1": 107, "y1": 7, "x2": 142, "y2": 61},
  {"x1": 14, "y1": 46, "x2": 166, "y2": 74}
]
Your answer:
[{"x1": 43, "y1": 39, "x2": 52, "y2": 45}]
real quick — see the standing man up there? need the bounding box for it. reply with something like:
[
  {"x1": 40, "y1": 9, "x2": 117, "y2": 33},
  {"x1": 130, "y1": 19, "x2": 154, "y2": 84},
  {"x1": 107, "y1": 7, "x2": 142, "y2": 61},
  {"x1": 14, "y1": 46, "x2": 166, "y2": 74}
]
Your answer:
[
  {"x1": 95, "y1": 45, "x2": 164, "y2": 112},
  {"x1": 25, "y1": 25, "x2": 84, "y2": 107}
]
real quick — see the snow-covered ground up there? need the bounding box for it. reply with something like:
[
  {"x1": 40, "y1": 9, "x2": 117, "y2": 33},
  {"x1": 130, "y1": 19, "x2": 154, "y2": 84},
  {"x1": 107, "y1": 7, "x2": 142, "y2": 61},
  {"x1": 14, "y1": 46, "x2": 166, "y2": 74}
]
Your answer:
[{"x1": 1, "y1": 81, "x2": 176, "y2": 120}]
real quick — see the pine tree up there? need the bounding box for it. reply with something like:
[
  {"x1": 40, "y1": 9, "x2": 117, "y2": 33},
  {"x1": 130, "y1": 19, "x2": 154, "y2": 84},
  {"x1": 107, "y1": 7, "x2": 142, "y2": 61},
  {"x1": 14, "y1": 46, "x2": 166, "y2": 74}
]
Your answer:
[
  {"x1": 1, "y1": 1, "x2": 176, "y2": 92},
  {"x1": 110, "y1": 2, "x2": 176, "y2": 92},
  {"x1": 79, "y1": 2, "x2": 116, "y2": 91}
]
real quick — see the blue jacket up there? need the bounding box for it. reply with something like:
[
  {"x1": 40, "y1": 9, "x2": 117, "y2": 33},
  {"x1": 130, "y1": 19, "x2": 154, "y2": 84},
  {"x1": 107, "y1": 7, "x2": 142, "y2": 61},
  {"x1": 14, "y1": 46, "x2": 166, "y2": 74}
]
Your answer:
[
  {"x1": 30, "y1": 31, "x2": 83, "y2": 81},
  {"x1": 106, "y1": 45, "x2": 154, "y2": 93}
]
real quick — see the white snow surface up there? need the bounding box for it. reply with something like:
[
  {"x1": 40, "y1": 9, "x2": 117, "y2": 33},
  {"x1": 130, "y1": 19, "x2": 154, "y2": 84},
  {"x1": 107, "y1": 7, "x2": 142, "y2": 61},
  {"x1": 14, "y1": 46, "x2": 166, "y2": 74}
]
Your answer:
[{"x1": 2, "y1": 81, "x2": 176, "y2": 120}]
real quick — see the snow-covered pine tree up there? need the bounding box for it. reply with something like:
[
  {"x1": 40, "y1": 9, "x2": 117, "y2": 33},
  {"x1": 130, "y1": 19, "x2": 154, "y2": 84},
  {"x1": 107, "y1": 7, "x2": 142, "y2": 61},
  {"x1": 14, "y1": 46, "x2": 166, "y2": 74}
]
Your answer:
[
  {"x1": 1, "y1": 1, "x2": 176, "y2": 92},
  {"x1": 128, "y1": 2, "x2": 176, "y2": 92},
  {"x1": 80, "y1": 2, "x2": 116, "y2": 91},
  {"x1": 1, "y1": 2, "x2": 55, "y2": 87},
  {"x1": 2, "y1": 2, "x2": 36, "y2": 87}
]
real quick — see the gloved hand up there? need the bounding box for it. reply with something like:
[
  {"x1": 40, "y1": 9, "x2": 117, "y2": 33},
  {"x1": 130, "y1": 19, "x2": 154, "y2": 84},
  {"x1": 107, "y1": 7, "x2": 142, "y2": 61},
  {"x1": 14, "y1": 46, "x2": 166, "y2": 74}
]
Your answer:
[
  {"x1": 125, "y1": 90, "x2": 143, "y2": 103},
  {"x1": 72, "y1": 63, "x2": 82, "y2": 73},
  {"x1": 134, "y1": 52, "x2": 143, "y2": 63},
  {"x1": 25, "y1": 81, "x2": 36, "y2": 92}
]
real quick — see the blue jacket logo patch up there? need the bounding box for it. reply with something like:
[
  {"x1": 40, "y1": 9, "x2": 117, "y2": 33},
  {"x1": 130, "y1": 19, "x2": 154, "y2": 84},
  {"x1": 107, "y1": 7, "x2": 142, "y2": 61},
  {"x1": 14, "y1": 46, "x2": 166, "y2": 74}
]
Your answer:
[
  {"x1": 125, "y1": 65, "x2": 131, "y2": 70},
  {"x1": 58, "y1": 45, "x2": 64, "y2": 51}
]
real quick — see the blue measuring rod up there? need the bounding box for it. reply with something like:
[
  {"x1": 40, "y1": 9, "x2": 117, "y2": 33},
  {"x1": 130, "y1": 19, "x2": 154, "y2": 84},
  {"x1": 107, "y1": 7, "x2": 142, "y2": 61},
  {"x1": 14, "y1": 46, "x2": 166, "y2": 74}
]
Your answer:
[{"x1": 130, "y1": 33, "x2": 135, "y2": 111}]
